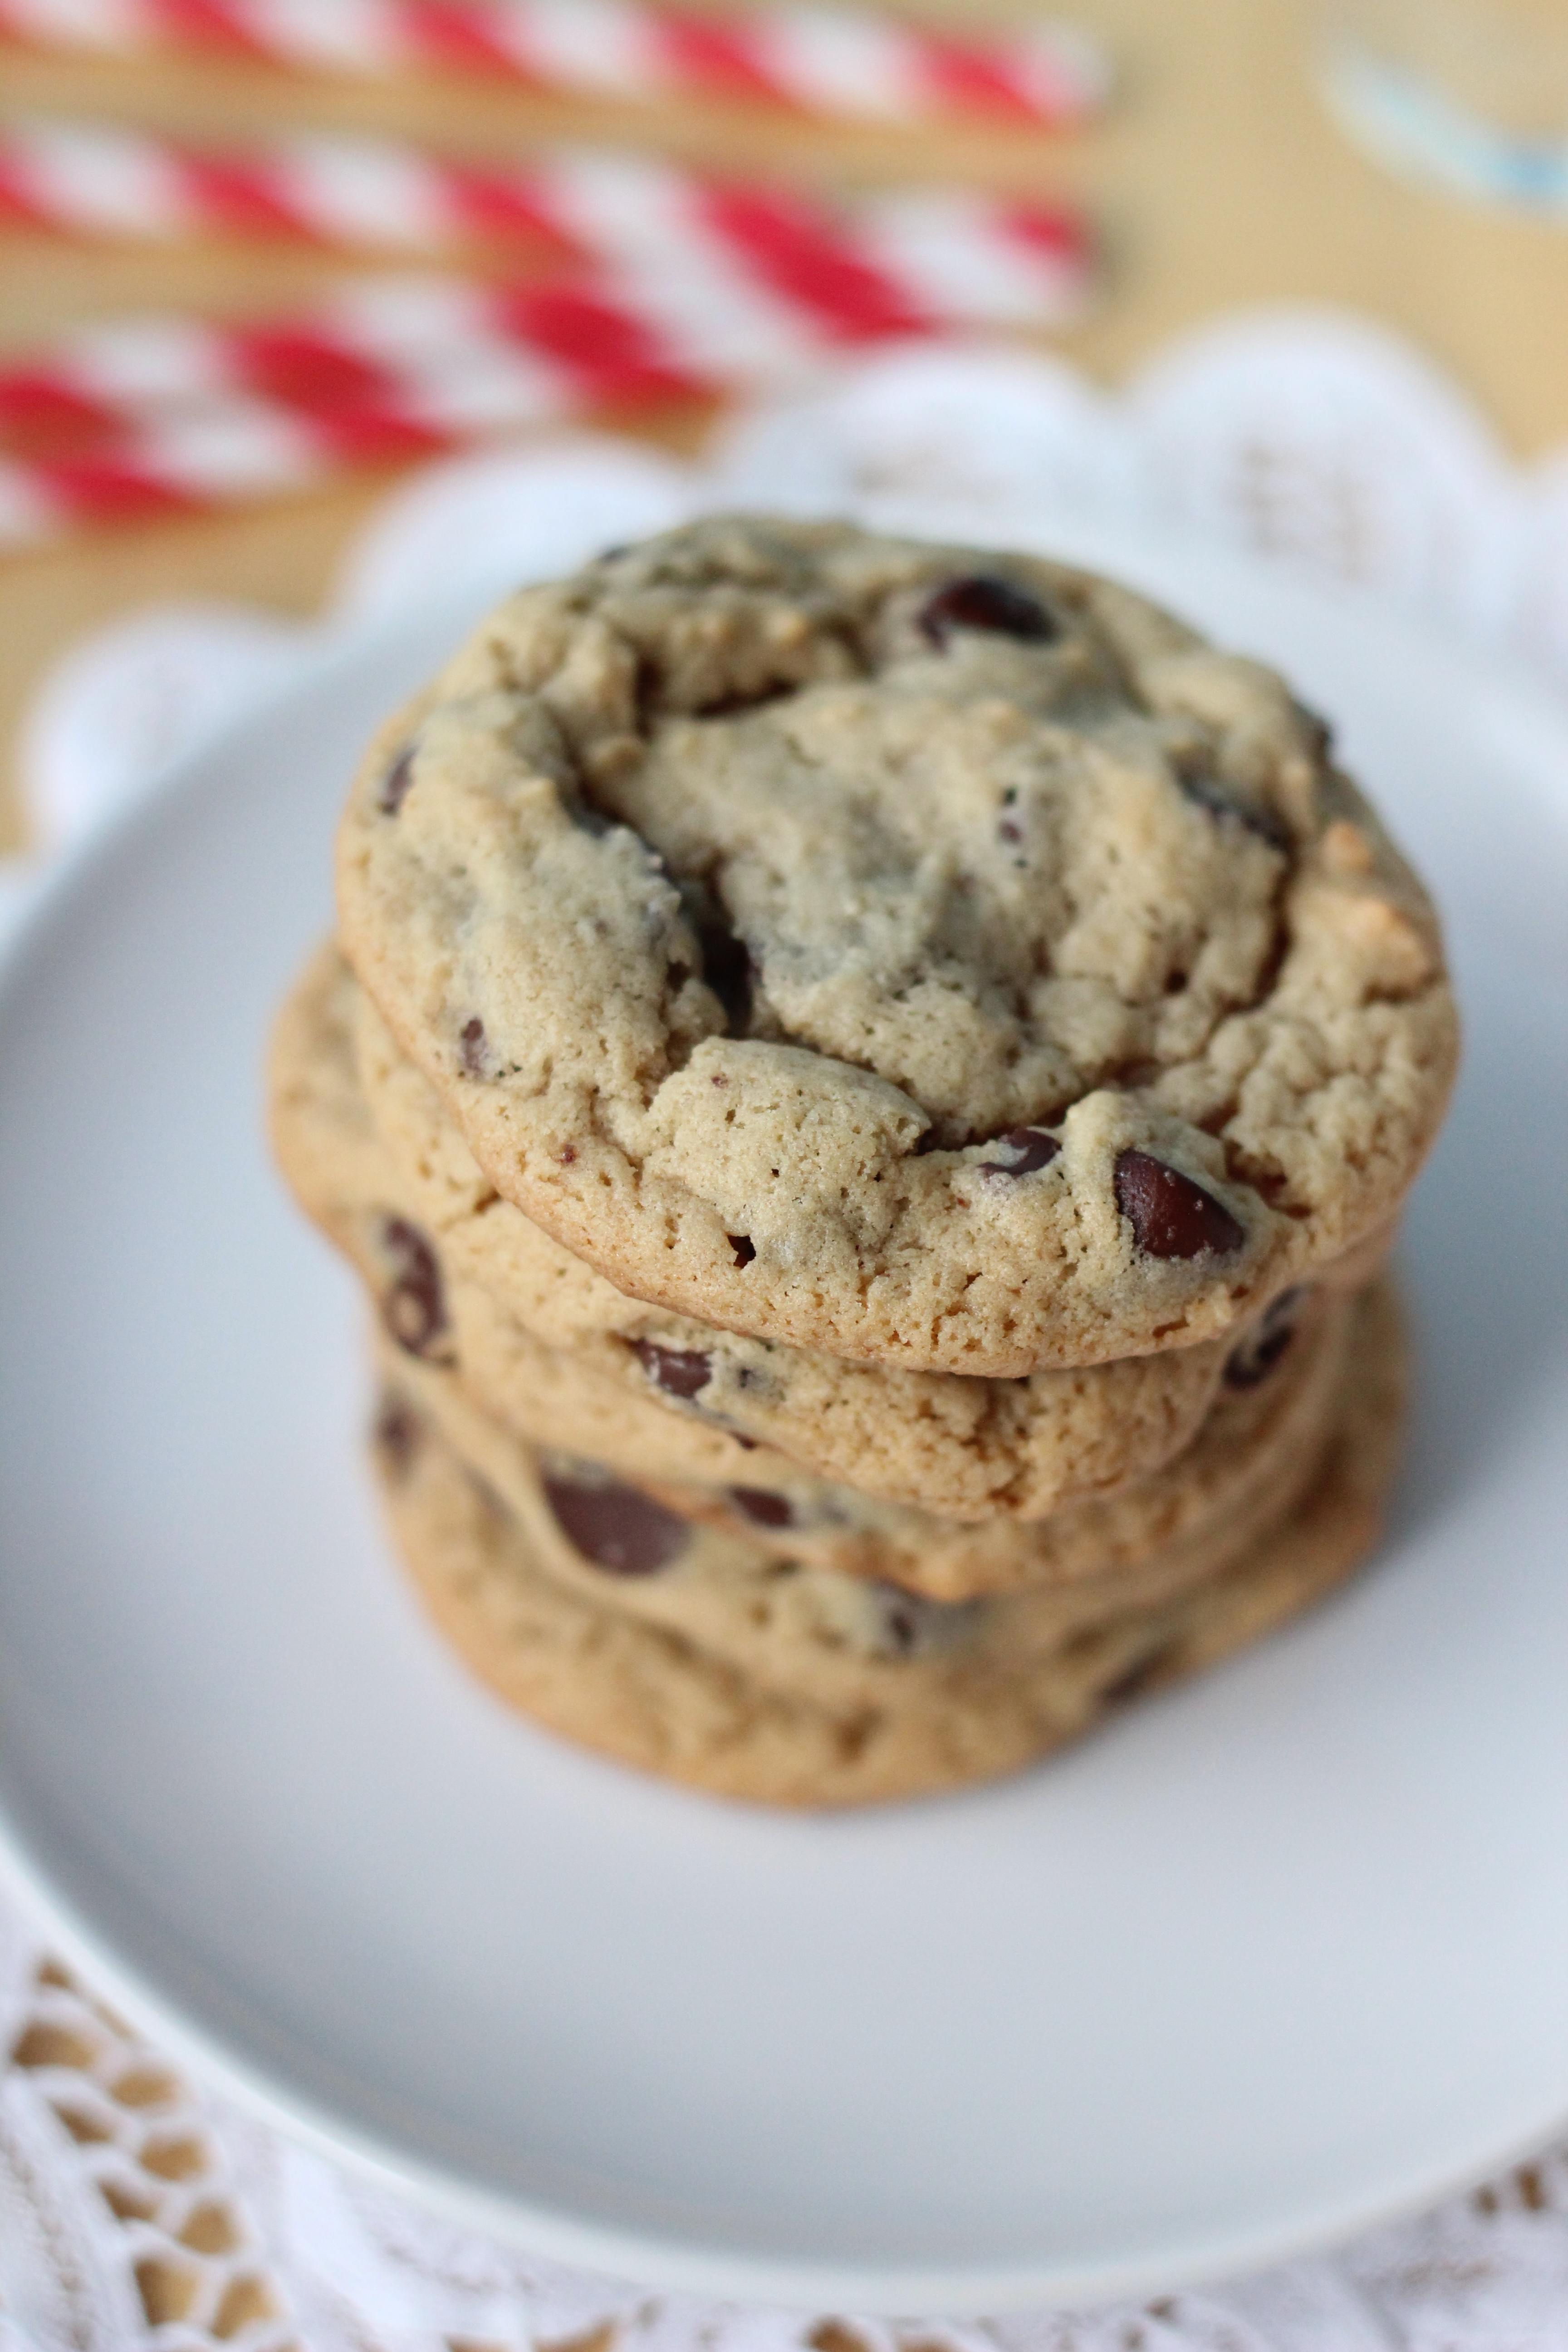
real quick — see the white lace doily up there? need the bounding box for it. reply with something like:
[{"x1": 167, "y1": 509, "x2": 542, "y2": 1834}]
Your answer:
[{"x1": 1, "y1": 309, "x2": 1566, "y2": 2351}]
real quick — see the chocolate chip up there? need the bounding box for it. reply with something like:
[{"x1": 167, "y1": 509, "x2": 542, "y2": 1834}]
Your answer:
[
  {"x1": 867, "y1": 1582, "x2": 977, "y2": 1659},
  {"x1": 1176, "y1": 765, "x2": 1292, "y2": 854},
  {"x1": 632, "y1": 650, "x2": 661, "y2": 729},
  {"x1": 728, "y1": 1234, "x2": 756, "y2": 1268},
  {"x1": 379, "y1": 1217, "x2": 449, "y2": 1357},
  {"x1": 879, "y1": 1591, "x2": 923, "y2": 1656},
  {"x1": 730, "y1": 1487, "x2": 794, "y2": 1529},
  {"x1": 564, "y1": 793, "x2": 613, "y2": 838},
  {"x1": 631, "y1": 1339, "x2": 711, "y2": 1400},
  {"x1": 459, "y1": 1015, "x2": 487, "y2": 1078},
  {"x1": 372, "y1": 1391, "x2": 421, "y2": 1480},
  {"x1": 542, "y1": 1471, "x2": 689, "y2": 1575},
  {"x1": 1224, "y1": 1322, "x2": 1294, "y2": 1390},
  {"x1": 979, "y1": 1125, "x2": 1061, "y2": 1180},
  {"x1": 919, "y1": 574, "x2": 1058, "y2": 649},
  {"x1": 1224, "y1": 1286, "x2": 1306, "y2": 1388},
  {"x1": 695, "y1": 685, "x2": 793, "y2": 720},
  {"x1": 1113, "y1": 1149, "x2": 1245, "y2": 1259},
  {"x1": 1293, "y1": 699, "x2": 1334, "y2": 758},
  {"x1": 378, "y1": 746, "x2": 415, "y2": 816},
  {"x1": 1100, "y1": 1641, "x2": 1179, "y2": 1707},
  {"x1": 698, "y1": 916, "x2": 752, "y2": 1034}
]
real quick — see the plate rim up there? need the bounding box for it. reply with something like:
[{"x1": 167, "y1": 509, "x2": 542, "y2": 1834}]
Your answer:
[
  {"x1": 2, "y1": 1811, "x2": 1565, "y2": 2318},
  {"x1": 0, "y1": 525, "x2": 1566, "y2": 2317}
]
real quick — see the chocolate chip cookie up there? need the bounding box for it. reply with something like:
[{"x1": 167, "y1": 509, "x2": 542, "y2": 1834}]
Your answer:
[
  {"x1": 272, "y1": 940, "x2": 1259, "y2": 1520},
  {"x1": 381, "y1": 1269, "x2": 1361, "y2": 1601},
  {"x1": 337, "y1": 516, "x2": 1456, "y2": 1374},
  {"x1": 368, "y1": 1283, "x2": 1406, "y2": 1805}
]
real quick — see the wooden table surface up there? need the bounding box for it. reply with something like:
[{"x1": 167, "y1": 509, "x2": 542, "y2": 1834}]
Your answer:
[{"x1": 4, "y1": 0, "x2": 1567, "y2": 847}]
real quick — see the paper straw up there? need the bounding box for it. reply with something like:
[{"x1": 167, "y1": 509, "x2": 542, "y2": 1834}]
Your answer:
[
  {"x1": 0, "y1": 272, "x2": 731, "y2": 544},
  {"x1": 0, "y1": 123, "x2": 1095, "y2": 338},
  {"x1": 0, "y1": 0, "x2": 1110, "y2": 126}
]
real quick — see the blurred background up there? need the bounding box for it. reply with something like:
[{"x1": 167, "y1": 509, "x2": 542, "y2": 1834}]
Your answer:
[{"x1": 5, "y1": 0, "x2": 1568, "y2": 849}]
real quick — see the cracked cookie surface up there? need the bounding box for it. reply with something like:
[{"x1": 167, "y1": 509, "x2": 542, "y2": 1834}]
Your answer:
[
  {"x1": 284, "y1": 945, "x2": 1254, "y2": 1517},
  {"x1": 271, "y1": 944, "x2": 1385, "y2": 1539},
  {"x1": 272, "y1": 940, "x2": 1368, "y2": 1599},
  {"x1": 337, "y1": 516, "x2": 1457, "y2": 1372}
]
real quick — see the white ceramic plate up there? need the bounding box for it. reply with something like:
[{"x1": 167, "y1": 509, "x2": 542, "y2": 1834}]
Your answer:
[{"x1": 0, "y1": 516, "x2": 1564, "y2": 2319}]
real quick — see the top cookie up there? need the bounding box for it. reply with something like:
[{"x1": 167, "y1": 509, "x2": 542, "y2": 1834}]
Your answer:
[{"x1": 337, "y1": 516, "x2": 1457, "y2": 1374}]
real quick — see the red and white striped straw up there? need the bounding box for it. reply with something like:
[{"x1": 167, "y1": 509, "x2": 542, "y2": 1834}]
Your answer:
[
  {"x1": 0, "y1": 121, "x2": 1094, "y2": 333},
  {"x1": 0, "y1": 251, "x2": 1093, "y2": 545},
  {"x1": 2, "y1": 274, "x2": 711, "y2": 423},
  {"x1": 0, "y1": 274, "x2": 724, "y2": 544},
  {"x1": 0, "y1": 92, "x2": 1107, "y2": 554},
  {"x1": 0, "y1": 235, "x2": 1088, "y2": 446},
  {"x1": 0, "y1": 0, "x2": 1109, "y2": 126}
]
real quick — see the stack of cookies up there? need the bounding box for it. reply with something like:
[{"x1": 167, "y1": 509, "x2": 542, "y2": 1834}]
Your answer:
[{"x1": 269, "y1": 518, "x2": 1458, "y2": 1807}]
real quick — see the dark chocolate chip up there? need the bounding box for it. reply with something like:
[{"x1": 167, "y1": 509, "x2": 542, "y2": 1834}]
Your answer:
[
  {"x1": 631, "y1": 1339, "x2": 712, "y2": 1400},
  {"x1": 1223, "y1": 1321, "x2": 1295, "y2": 1390},
  {"x1": 698, "y1": 916, "x2": 753, "y2": 1034},
  {"x1": 379, "y1": 1217, "x2": 449, "y2": 1357},
  {"x1": 879, "y1": 1592, "x2": 923, "y2": 1656},
  {"x1": 979, "y1": 1125, "x2": 1062, "y2": 1180},
  {"x1": 1101, "y1": 1641, "x2": 1179, "y2": 1707},
  {"x1": 867, "y1": 1582, "x2": 978, "y2": 1658},
  {"x1": 1113, "y1": 1149, "x2": 1245, "y2": 1260},
  {"x1": 730, "y1": 1486, "x2": 794, "y2": 1529},
  {"x1": 372, "y1": 1391, "x2": 421, "y2": 1480},
  {"x1": 1224, "y1": 1286, "x2": 1306, "y2": 1389},
  {"x1": 1176, "y1": 765, "x2": 1292, "y2": 854},
  {"x1": 728, "y1": 1233, "x2": 756, "y2": 1268},
  {"x1": 919, "y1": 573, "x2": 1058, "y2": 650},
  {"x1": 632, "y1": 650, "x2": 661, "y2": 730},
  {"x1": 1293, "y1": 699, "x2": 1334, "y2": 758},
  {"x1": 542, "y1": 1471, "x2": 689, "y2": 1575},
  {"x1": 564, "y1": 793, "x2": 613, "y2": 838},
  {"x1": 695, "y1": 684, "x2": 793, "y2": 720},
  {"x1": 378, "y1": 746, "x2": 416, "y2": 816},
  {"x1": 459, "y1": 1015, "x2": 487, "y2": 1078}
]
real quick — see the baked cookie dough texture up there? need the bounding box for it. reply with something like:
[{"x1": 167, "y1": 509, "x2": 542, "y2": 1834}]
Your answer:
[
  {"x1": 370, "y1": 1280, "x2": 1405, "y2": 1808},
  {"x1": 336, "y1": 516, "x2": 1455, "y2": 1374},
  {"x1": 272, "y1": 515, "x2": 1455, "y2": 1805}
]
